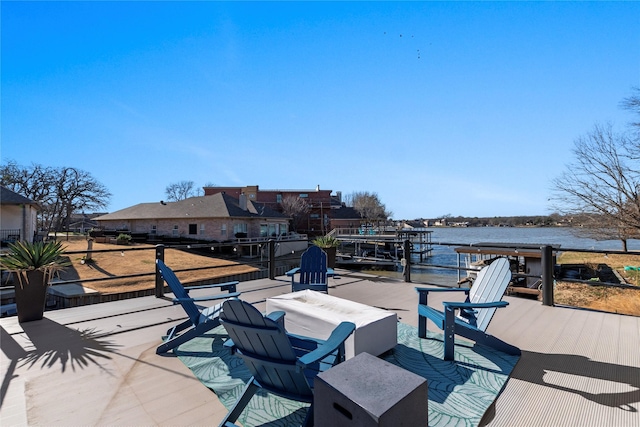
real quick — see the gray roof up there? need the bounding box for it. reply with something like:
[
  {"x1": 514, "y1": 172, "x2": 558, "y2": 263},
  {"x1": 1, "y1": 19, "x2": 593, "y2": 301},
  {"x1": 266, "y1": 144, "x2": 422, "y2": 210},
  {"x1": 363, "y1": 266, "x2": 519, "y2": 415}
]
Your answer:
[
  {"x1": 94, "y1": 193, "x2": 288, "y2": 221},
  {"x1": 331, "y1": 205, "x2": 362, "y2": 220},
  {"x1": 0, "y1": 186, "x2": 38, "y2": 206}
]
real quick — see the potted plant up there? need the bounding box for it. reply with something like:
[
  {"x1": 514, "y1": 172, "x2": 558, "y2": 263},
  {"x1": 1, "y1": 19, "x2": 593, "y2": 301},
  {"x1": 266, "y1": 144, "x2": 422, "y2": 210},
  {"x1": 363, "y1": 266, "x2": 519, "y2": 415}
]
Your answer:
[
  {"x1": 311, "y1": 235, "x2": 341, "y2": 269},
  {"x1": 0, "y1": 240, "x2": 70, "y2": 322}
]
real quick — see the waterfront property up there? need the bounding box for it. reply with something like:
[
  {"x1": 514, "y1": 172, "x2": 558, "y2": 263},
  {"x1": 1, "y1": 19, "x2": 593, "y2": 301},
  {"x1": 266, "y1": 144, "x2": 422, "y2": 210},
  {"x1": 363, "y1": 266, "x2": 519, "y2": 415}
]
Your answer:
[
  {"x1": 204, "y1": 184, "x2": 373, "y2": 235},
  {"x1": 94, "y1": 192, "x2": 290, "y2": 242},
  {"x1": 1, "y1": 269, "x2": 639, "y2": 426}
]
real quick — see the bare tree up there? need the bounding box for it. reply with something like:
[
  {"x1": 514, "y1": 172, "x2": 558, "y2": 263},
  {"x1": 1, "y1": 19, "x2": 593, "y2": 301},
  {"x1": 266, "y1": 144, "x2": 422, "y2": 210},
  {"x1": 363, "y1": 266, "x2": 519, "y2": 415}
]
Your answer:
[
  {"x1": 1, "y1": 161, "x2": 111, "y2": 234},
  {"x1": 52, "y1": 167, "x2": 112, "y2": 231},
  {"x1": 349, "y1": 191, "x2": 392, "y2": 224},
  {"x1": 280, "y1": 195, "x2": 310, "y2": 232},
  {"x1": 551, "y1": 123, "x2": 640, "y2": 251},
  {"x1": 620, "y1": 86, "x2": 640, "y2": 132},
  {"x1": 341, "y1": 192, "x2": 354, "y2": 207},
  {"x1": 165, "y1": 180, "x2": 197, "y2": 201}
]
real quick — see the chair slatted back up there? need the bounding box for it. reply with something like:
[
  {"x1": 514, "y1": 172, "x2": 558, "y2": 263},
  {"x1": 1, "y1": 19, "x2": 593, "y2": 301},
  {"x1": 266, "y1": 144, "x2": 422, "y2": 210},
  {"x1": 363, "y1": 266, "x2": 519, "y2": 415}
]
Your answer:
[
  {"x1": 465, "y1": 257, "x2": 512, "y2": 331},
  {"x1": 299, "y1": 246, "x2": 328, "y2": 285},
  {"x1": 220, "y1": 299, "x2": 314, "y2": 399},
  {"x1": 157, "y1": 260, "x2": 201, "y2": 326}
]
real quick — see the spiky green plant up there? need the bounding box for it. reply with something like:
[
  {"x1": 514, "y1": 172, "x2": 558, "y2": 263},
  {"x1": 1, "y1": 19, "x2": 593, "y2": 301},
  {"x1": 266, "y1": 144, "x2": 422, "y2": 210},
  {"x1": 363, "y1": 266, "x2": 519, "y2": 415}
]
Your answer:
[
  {"x1": 0, "y1": 240, "x2": 70, "y2": 287},
  {"x1": 311, "y1": 235, "x2": 341, "y2": 248}
]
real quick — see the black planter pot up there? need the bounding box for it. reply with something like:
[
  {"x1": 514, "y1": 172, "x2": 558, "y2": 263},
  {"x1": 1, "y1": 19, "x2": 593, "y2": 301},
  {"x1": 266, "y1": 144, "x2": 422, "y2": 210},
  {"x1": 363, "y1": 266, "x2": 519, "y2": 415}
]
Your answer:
[
  {"x1": 14, "y1": 270, "x2": 48, "y2": 323},
  {"x1": 323, "y1": 247, "x2": 337, "y2": 269}
]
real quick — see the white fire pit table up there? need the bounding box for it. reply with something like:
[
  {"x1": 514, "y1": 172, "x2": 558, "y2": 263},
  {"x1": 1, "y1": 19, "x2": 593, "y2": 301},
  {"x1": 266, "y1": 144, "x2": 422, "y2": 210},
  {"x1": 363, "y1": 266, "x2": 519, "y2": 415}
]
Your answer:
[{"x1": 266, "y1": 290, "x2": 397, "y2": 359}]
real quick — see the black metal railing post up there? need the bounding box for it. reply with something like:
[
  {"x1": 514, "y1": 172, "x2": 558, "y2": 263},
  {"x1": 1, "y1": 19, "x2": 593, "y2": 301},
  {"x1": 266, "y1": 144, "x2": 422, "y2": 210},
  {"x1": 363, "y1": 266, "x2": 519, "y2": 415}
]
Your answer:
[
  {"x1": 269, "y1": 239, "x2": 276, "y2": 280},
  {"x1": 155, "y1": 244, "x2": 165, "y2": 298},
  {"x1": 541, "y1": 245, "x2": 554, "y2": 306},
  {"x1": 403, "y1": 239, "x2": 411, "y2": 282}
]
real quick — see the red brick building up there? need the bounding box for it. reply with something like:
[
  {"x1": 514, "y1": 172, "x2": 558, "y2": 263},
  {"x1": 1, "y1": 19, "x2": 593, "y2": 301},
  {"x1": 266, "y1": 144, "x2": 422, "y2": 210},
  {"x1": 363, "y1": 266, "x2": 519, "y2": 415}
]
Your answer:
[{"x1": 203, "y1": 185, "x2": 353, "y2": 236}]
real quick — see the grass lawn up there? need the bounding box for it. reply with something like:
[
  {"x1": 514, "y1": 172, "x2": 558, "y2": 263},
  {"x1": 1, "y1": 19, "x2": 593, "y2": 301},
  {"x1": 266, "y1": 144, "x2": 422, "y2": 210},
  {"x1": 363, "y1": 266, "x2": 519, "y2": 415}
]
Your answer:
[
  {"x1": 555, "y1": 251, "x2": 640, "y2": 316},
  {"x1": 56, "y1": 239, "x2": 257, "y2": 294}
]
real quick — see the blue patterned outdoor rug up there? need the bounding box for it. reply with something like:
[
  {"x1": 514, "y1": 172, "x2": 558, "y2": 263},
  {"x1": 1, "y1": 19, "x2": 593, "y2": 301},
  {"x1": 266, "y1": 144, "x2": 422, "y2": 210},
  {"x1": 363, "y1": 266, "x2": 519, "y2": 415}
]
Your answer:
[{"x1": 174, "y1": 322, "x2": 520, "y2": 427}]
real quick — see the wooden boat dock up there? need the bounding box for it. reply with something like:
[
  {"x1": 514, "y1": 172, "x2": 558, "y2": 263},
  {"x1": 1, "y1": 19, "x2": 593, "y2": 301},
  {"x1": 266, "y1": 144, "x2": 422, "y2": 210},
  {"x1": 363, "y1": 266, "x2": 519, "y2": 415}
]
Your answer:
[{"x1": 332, "y1": 227, "x2": 434, "y2": 268}]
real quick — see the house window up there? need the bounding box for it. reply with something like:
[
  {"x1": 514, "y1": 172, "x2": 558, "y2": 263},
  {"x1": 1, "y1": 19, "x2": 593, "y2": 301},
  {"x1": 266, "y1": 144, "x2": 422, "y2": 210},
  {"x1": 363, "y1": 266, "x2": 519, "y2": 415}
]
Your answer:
[
  {"x1": 188, "y1": 224, "x2": 197, "y2": 235},
  {"x1": 299, "y1": 194, "x2": 308, "y2": 198},
  {"x1": 150, "y1": 225, "x2": 157, "y2": 235},
  {"x1": 233, "y1": 223, "x2": 247, "y2": 236},
  {"x1": 200, "y1": 224, "x2": 205, "y2": 235},
  {"x1": 172, "y1": 225, "x2": 179, "y2": 236},
  {"x1": 276, "y1": 194, "x2": 282, "y2": 203},
  {"x1": 261, "y1": 223, "x2": 288, "y2": 237},
  {"x1": 221, "y1": 224, "x2": 227, "y2": 237}
]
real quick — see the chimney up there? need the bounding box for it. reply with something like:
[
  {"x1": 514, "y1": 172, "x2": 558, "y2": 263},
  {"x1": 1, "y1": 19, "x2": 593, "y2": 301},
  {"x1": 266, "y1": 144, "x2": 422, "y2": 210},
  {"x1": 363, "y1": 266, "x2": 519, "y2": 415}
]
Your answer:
[{"x1": 239, "y1": 193, "x2": 247, "y2": 211}]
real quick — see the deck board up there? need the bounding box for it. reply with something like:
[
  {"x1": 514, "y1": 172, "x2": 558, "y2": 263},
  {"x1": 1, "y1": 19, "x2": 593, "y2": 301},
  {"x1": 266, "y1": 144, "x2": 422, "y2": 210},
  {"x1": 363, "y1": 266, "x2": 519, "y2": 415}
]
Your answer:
[{"x1": 1, "y1": 271, "x2": 639, "y2": 426}]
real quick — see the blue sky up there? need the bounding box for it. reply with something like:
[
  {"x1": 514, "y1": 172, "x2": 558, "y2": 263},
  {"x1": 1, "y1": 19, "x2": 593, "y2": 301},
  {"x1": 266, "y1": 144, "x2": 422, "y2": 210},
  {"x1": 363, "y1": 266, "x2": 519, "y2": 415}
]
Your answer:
[{"x1": 2, "y1": 1, "x2": 638, "y2": 220}]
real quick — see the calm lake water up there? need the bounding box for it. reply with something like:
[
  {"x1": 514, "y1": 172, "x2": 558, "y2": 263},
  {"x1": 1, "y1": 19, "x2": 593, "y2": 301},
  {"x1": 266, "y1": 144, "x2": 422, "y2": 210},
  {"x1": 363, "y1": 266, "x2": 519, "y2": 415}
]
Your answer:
[
  {"x1": 363, "y1": 227, "x2": 640, "y2": 283},
  {"x1": 428, "y1": 226, "x2": 640, "y2": 251}
]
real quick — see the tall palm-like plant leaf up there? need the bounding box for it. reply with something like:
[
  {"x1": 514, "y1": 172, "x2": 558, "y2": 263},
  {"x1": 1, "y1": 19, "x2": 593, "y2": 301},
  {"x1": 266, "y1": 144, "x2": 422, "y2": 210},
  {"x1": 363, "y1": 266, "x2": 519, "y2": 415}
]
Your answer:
[
  {"x1": 311, "y1": 235, "x2": 341, "y2": 248},
  {"x1": 0, "y1": 241, "x2": 70, "y2": 287}
]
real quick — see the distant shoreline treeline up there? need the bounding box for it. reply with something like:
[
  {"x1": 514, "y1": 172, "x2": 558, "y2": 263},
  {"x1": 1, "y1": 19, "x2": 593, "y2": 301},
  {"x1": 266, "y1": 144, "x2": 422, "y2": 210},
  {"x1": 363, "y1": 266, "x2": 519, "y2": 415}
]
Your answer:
[{"x1": 419, "y1": 214, "x2": 568, "y2": 228}]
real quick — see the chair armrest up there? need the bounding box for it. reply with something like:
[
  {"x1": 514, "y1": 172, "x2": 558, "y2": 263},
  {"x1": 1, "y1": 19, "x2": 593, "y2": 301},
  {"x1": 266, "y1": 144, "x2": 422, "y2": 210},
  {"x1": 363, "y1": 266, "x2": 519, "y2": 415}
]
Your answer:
[
  {"x1": 266, "y1": 311, "x2": 285, "y2": 321},
  {"x1": 415, "y1": 287, "x2": 470, "y2": 294},
  {"x1": 266, "y1": 311, "x2": 286, "y2": 328},
  {"x1": 443, "y1": 300, "x2": 509, "y2": 310},
  {"x1": 184, "y1": 281, "x2": 239, "y2": 293},
  {"x1": 296, "y1": 321, "x2": 356, "y2": 368},
  {"x1": 173, "y1": 291, "x2": 241, "y2": 303},
  {"x1": 416, "y1": 287, "x2": 470, "y2": 305},
  {"x1": 286, "y1": 268, "x2": 300, "y2": 277}
]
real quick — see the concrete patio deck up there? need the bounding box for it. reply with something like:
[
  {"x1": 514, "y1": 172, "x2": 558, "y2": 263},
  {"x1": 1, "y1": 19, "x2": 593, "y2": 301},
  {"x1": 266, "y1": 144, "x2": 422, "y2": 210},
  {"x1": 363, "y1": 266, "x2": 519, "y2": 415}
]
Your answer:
[{"x1": 1, "y1": 270, "x2": 639, "y2": 426}]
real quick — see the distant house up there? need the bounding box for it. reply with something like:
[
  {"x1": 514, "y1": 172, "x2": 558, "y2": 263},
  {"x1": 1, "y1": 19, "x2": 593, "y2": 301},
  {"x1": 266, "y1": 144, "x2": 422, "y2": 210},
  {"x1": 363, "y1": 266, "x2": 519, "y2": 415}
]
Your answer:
[
  {"x1": 0, "y1": 186, "x2": 39, "y2": 244},
  {"x1": 402, "y1": 220, "x2": 427, "y2": 229},
  {"x1": 94, "y1": 193, "x2": 290, "y2": 241},
  {"x1": 329, "y1": 205, "x2": 363, "y2": 230},
  {"x1": 204, "y1": 185, "x2": 337, "y2": 235}
]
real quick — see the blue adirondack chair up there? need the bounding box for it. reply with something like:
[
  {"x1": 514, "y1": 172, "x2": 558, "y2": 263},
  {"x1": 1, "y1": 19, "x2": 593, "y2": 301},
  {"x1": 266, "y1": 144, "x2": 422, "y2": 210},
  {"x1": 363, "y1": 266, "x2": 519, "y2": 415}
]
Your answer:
[
  {"x1": 416, "y1": 257, "x2": 520, "y2": 361},
  {"x1": 286, "y1": 245, "x2": 334, "y2": 292},
  {"x1": 156, "y1": 259, "x2": 241, "y2": 354},
  {"x1": 218, "y1": 298, "x2": 355, "y2": 427}
]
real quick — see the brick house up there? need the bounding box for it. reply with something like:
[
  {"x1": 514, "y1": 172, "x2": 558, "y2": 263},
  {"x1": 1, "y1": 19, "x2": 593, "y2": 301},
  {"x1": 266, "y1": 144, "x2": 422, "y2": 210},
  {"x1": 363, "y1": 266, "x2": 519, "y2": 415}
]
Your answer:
[
  {"x1": 203, "y1": 185, "x2": 344, "y2": 235},
  {"x1": 328, "y1": 205, "x2": 363, "y2": 231},
  {"x1": 94, "y1": 193, "x2": 290, "y2": 241}
]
